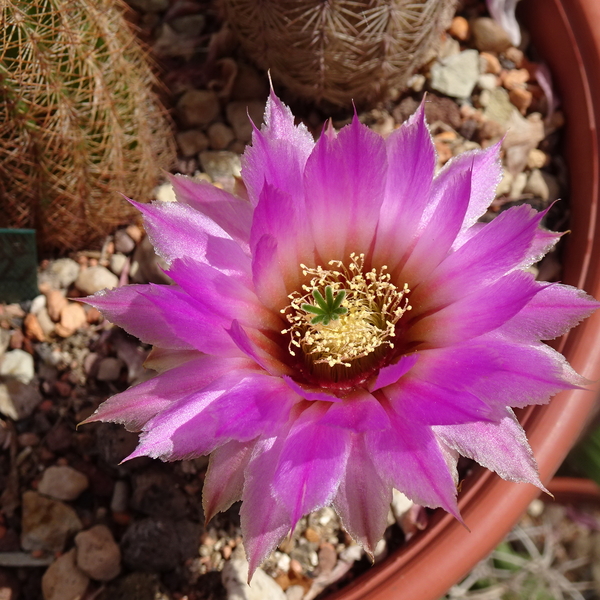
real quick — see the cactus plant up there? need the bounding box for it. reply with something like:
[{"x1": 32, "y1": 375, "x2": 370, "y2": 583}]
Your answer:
[
  {"x1": 220, "y1": 0, "x2": 458, "y2": 107},
  {"x1": 0, "y1": 0, "x2": 176, "y2": 253}
]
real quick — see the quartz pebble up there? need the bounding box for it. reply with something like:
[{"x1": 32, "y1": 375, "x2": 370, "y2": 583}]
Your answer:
[
  {"x1": 430, "y1": 49, "x2": 480, "y2": 99},
  {"x1": 0, "y1": 349, "x2": 34, "y2": 384},
  {"x1": 41, "y1": 549, "x2": 89, "y2": 600},
  {"x1": 109, "y1": 253, "x2": 128, "y2": 277},
  {"x1": 38, "y1": 465, "x2": 89, "y2": 501},
  {"x1": 21, "y1": 491, "x2": 83, "y2": 553},
  {"x1": 75, "y1": 266, "x2": 119, "y2": 295},
  {"x1": 46, "y1": 258, "x2": 80, "y2": 290},
  {"x1": 75, "y1": 525, "x2": 121, "y2": 581}
]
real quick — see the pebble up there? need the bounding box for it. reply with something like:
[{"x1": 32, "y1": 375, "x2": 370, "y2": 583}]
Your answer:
[
  {"x1": 406, "y1": 73, "x2": 425, "y2": 93},
  {"x1": 221, "y1": 546, "x2": 286, "y2": 600},
  {"x1": 226, "y1": 100, "x2": 265, "y2": 143},
  {"x1": 109, "y1": 253, "x2": 128, "y2": 277},
  {"x1": 524, "y1": 169, "x2": 560, "y2": 202},
  {"x1": 0, "y1": 569, "x2": 19, "y2": 600},
  {"x1": 36, "y1": 308, "x2": 56, "y2": 339},
  {"x1": 509, "y1": 87, "x2": 533, "y2": 114},
  {"x1": 130, "y1": 469, "x2": 188, "y2": 518},
  {"x1": 483, "y1": 88, "x2": 513, "y2": 125},
  {"x1": 21, "y1": 491, "x2": 83, "y2": 553},
  {"x1": 477, "y1": 73, "x2": 498, "y2": 91},
  {"x1": 317, "y1": 543, "x2": 337, "y2": 576},
  {"x1": 479, "y1": 51, "x2": 501, "y2": 75},
  {"x1": 56, "y1": 302, "x2": 87, "y2": 337},
  {"x1": 448, "y1": 16, "x2": 469, "y2": 41},
  {"x1": 177, "y1": 89, "x2": 220, "y2": 128},
  {"x1": 0, "y1": 379, "x2": 42, "y2": 420},
  {"x1": 510, "y1": 171, "x2": 528, "y2": 198},
  {"x1": 0, "y1": 349, "x2": 34, "y2": 384},
  {"x1": 96, "y1": 357, "x2": 124, "y2": 382},
  {"x1": 430, "y1": 49, "x2": 480, "y2": 99},
  {"x1": 125, "y1": 225, "x2": 143, "y2": 244},
  {"x1": 208, "y1": 122, "x2": 236, "y2": 150},
  {"x1": 199, "y1": 151, "x2": 242, "y2": 181},
  {"x1": 29, "y1": 294, "x2": 46, "y2": 316},
  {"x1": 286, "y1": 585, "x2": 305, "y2": 600},
  {"x1": 75, "y1": 266, "x2": 119, "y2": 295},
  {"x1": 470, "y1": 17, "x2": 512, "y2": 53},
  {"x1": 503, "y1": 111, "x2": 545, "y2": 175},
  {"x1": 110, "y1": 480, "x2": 129, "y2": 513},
  {"x1": 130, "y1": 236, "x2": 172, "y2": 285},
  {"x1": 46, "y1": 258, "x2": 80, "y2": 290},
  {"x1": 527, "y1": 148, "x2": 548, "y2": 169},
  {"x1": 502, "y1": 68, "x2": 530, "y2": 91},
  {"x1": 99, "y1": 572, "x2": 168, "y2": 600},
  {"x1": 41, "y1": 549, "x2": 90, "y2": 600},
  {"x1": 75, "y1": 525, "x2": 121, "y2": 581},
  {"x1": 176, "y1": 129, "x2": 209, "y2": 157},
  {"x1": 23, "y1": 313, "x2": 45, "y2": 342},
  {"x1": 114, "y1": 229, "x2": 136, "y2": 254},
  {"x1": 38, "y1": 465, "x2": 90, "y2": 501},
  {"x1": 128, "y1": 0, "x2": 168, "y2": 11},
  {"x1": 45, "y1": 289, "x2": 67, "y2": 322},
  {"x1": 495, "y1": 171, "x2": 513, "y2": 197}
]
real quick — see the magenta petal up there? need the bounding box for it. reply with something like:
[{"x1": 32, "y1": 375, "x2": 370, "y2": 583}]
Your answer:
[
  {"x1": 203, "y1": 440, "x2": 254, "y2": 523},
  {"x1": 368, "y1": 412, "x2": 460, "y2": 518},
  {"x1": 273, "y1": 402, "x2": 350, "y2": 528},
  {"x1": 434, "y1": 409, "x2": 544, "y2": 489},
  {"x1": 333, "y1": 433, "x2": 392, "y2": 556},
  {"x1": 169, "y1": 174, "x2": 253, "y2": 250},
  {"x1": 242, "y1": 90, "x2": 314, "y2": 206},
  {"x1": 228, "y1": 320, "x2": 293, "y2": 376},
  {"x1": 412, "y1": 271, "x2": 543, "y2": 346},
  {"x1": 369, "y1": 354, "x2": 418, "y2": 392},
  {"x1": 320, "y1": 389, "x2": 390, "y2": 432},
  {"x1": 84, "y1": 285, "x2": 238, "y2": 356},
  {"x1": 252, "y1": 234, "x2": 290, "y2": 312},
  {"x1": 241, "y1": 436, "x2": 292, "y2": 577},
  {"x1": 82, "y1": 355, "x2": 249, "y2": 431},
  {"x1": 502, "y1": 283, "x2": 600, "y2": 341},
  {"x1": 129, "y1": 371, "x2": 294, "y2": 461},
  {"x1": 304, "y1": 116, "x2": 387, "y2": 261},
  {"x1": 282, "y1": 376, "x2": 342, "y2": 402},
  {"x1": 372, "y1": 102, "x2": 435, "y2": 270}
]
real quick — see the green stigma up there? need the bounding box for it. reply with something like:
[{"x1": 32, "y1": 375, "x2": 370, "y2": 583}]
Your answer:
[{"x1": 302, "y1": 285, "x2": 347, "y2": 325}]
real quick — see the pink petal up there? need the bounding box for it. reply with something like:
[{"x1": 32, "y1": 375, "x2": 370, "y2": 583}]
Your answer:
[
  {"x1": 501, "y1": 283, "x2": 600, "y2": 341},
  {"x1": 272, "y1": 402, "x2": 350, "y2": 528},
  {"x1": 368, "y1": 354, "x2": 418, "y2": 392},
  {"x1": 410, "y1": 271, "x2": 543, "y2": 347},
  {"x1": 242, "y1": 90, "x2": 314, "y2": 206},
  {"x1": 203, "y1": 440, "x2": 254, "y2": 523},
  {"x1": 241, "y1": 436, "x2": 292, "y2": 577},
  {"x1": 169, "y1": 174, "x2": 253, "y2": 250},
  {"x1": 143, "y1": 347, "x2": 200, "y2": 373},
  {"x1": 251, "y1": 234, "x2": 290, "y2": 313},
  {"x1": 368, "y1": 411, "x2": 460, "y2": 518},
  {"x1": 333, "y1": 433, "x2": 392, "y2": 557},
  {"x1": 84, "y1": 285, "x2": 238, "y2": 356},
  {"x1": 304, "y1": 115, "x2": 387, "y2": 262},
  {"x1": 372, "y1": 102, "x2": 436, "y2": 270},
  {"x1": 434, "y1": 409, "x2": 544, "y2": 489},
  {"x1": 320, "y1": 389, "x2": 391, "y2": 432},
  {"x1": 282, "y1": 377, "x2": 343, "y2": 403},
  {"x1": 128, "y1": 371, "x2": 294, "y2": 461}
]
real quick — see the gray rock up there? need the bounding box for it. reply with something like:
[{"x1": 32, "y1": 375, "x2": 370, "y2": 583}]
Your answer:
[
  {"x1": 0, "y1": 379, "x2": 42, "y2": 420},
  {"x1": 222, "y1": 546, "x2": 286, "y2": 600},
  {"x1": 198, "y1": 151, "x2": 242, "y2": 181},
  {"x1": 21, "y1": 491, "x2": 83, "y2": 553},
  {"x1": 207, "y1": 122, "x2": 236, "y2": 150},
  {"x1": 75, "y1": 525, "x2": 121, "y2": 581},
  {"x1": 75, "y1": 266, "x2": 119, "y2": 295},
  {"x1": 176, "y1": 129, "x2": 209, "y2": 157},
  {"x1": 121, "y1": 518, "x2": 200, "y2": 572},
  {"x1": 226, "y1": 100, "x2": 265, "y2": 142},
  {"x1": 38, "y1": 466, "x2": 89, "y2": 501},
  {"x1": 38, "y1": 258, "x2": 80, "y2": 290},
  {"x1": 130, "y1": 236, "x2": 172, "y2": 285},
  {"x1": 42, "y1": 549, "x2": 89, "y2": 600},
  {"x1": 0, "y1": 349, "x2": 34, "y2": 384},
  {"x1": 177, "y1": 89, "x2": 220, "y2": 128},
  {"x1": 483, "y1": 88, "x2": 514, "y2": 126},
  {"x1": 96, "y1": 357, "x2": 125, "y2": 382},
  {"x1": 477, "y1": 73, "x2": 498, "y2": 91},
  {"x1": 430, "y1": 50, "x2": 480, "y2": 99},
  {"x1": 114, "y1": 229, "x2": 136, "y2": 254},
  {"x1": 470, "y1": 17, "x2": 512, "y2": 53},
  {"x1": 502, "y1": 111, "x2": 545, "y2": 175},
  {"x1": 109, "y1": 253, "x2": 128, "y2": 277}
]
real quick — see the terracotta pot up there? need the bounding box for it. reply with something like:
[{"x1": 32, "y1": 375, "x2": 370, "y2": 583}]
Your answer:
[
  {"x1": 328, "y1": 0, "x2": 600, "y2": 598},
  {"x1": 546, "y1": 477, "x2": 600, "y2": 505}
]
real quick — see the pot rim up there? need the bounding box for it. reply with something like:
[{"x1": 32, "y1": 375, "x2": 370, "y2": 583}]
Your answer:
[{"x1": 328, "y1": 0, "x2": 600, "y2": 598}]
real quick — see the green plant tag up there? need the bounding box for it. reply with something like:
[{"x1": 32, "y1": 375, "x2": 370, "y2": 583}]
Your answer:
[{"x1": 0, "y1": 229, "x2": 38, "y2": 304}]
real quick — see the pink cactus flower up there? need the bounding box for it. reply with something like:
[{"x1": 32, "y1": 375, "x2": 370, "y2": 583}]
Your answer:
[{"x1": 84, "y1": 92, "x2": 598, "y2": 575}]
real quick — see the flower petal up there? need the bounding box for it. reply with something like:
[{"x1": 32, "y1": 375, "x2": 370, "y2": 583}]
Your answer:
[
  {"x1": 84, "y1": 285, "x2": 238, "y2": 356},
  {"x1": 368, "y1": 354, "x2": 418, "y2": 392},
  {"x1": 372, "y1": 102, "x2": 435, "y2": 270},
  {"x1": 333, "y1": 433, "x2": 392, "y2": 557},
  {"x1": 252, "y1": 234, "x2": 290, "y2": 312},
  {"x1": 434, "y1": 409, "x2": 544, "y2": 489},
  {"x1": 320, "y1": 389, "x2": 391, "y2": 432},
  {"x1": 304, "y1": 115, "x2": 387, "y2": 261},
  {"x1": 282, "y1": 376, "x2": 342, "y2": 403},
  {"x1": 169, "y1": 174, "x2": 253, "y2": 250},
  {"x1": 272, "y1": 402, "x2": 350, "y2": 528},
  {"x1": 203, "y1": 440, "x2": 253, "y2": 523}
]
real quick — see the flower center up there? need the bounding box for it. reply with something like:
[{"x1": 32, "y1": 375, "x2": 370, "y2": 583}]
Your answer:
[{"x1": 282, "y1": 253, "x2": 411, "y2": 386}]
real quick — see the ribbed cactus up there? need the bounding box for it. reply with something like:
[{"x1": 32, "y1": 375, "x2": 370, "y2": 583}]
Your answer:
[
  {"x1": 0, "y1": 0, "x2": 176, "y2": 253},
  {"x1": 220, "y1": 0, "x2": 458, "y2": 106}
]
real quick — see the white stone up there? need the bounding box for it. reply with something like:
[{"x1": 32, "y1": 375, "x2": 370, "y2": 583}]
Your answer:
[
  {"x1": 391, "y1": 489, "x2": 413, "y2": 524},
  {"x1": 42, "y1": 549, "x2": 89, "y2": 600},
  {"x1": 430, "y1": 50, "x2": 480, "y2": 99},
  {"x1": 477, "y1": 73, "x2": 498, "y2": 91},
  {"x1": 0, "y1": 349, "x2": 34, "y2": 384},
  {"x1": 48, "y1": 258, "x2": 80, "y2": 289},
  {"x1": 109, "y1": 253, "x2": 128, "y2": 277},
  {"x1": 75, "y1": 266, "x2": 118, "y2": 295},
  {"x1": 222, "y1": 546, "x2": 286, "y2": 600},
  {"x1": 75, "y1": 525, "x2": 121, "y2": 581},
  {"x1": 38, "y1": 466, "x2": 89, "y2": 501},
  {"x1": 30, "y1": 295, "x2": 47, "y2": 316}
]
